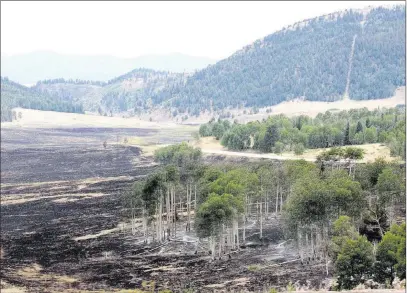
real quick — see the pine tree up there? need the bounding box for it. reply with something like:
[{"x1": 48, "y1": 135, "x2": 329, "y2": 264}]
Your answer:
[
  {"x1": 344, "y1": 122, "x2": 351, "y2": 145},
  {"x1": 296, "y1": 116, "x2": 302, "y2": 130},
  {"x1": 264, "y1": 124, "x2": 280, "y2": 152},
  {"x1": 366, "y1": 117, "x2": 371, "y2": 128},
  {"x1": 356, "y1": 121, "x2": 364, "y2": 133}
]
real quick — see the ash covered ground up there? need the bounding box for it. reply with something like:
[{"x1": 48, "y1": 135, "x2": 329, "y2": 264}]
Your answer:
[{"x1": 1, "y1": 126, "x2": 332, "y2": 292}]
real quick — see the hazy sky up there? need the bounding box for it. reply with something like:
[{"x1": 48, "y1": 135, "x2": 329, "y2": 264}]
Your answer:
[{"x1": 1, "y1": 1, "x2": 403, "y2": 59}]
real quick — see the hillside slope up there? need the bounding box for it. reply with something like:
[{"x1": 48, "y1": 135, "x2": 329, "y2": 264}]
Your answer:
[
  {"x1": 33, "y1": 69, "x2": 189, "y2": 114},
  {"x1": 0, "y1": 77, "x2": 83, "y2": 122},
  {"x1": 156, "y1": 6, "x2": 405, "y2": 116}
]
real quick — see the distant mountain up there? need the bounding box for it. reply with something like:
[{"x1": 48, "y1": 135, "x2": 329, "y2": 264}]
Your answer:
[
  {"x1": 33, "y1": 68, "x2": 189, "y2": 114},
  {"x1": 0, "y1": 77, "x2": 83, "y2": 122},
  {"x1": 154, "y1": 5, "x2": 405, "y2": 116},
  {"x1": 0, "y1": 51, "x2": 216, "y2": 85}
]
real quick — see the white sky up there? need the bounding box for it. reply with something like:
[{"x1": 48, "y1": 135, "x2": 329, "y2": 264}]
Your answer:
[{"x1": 1, "y1": 1, "x2": 404, "y2": 59}]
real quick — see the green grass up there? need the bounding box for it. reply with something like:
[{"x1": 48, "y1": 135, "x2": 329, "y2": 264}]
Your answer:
[{"x1": 247, "y1": 264, "x2": 261, "y2": 272}]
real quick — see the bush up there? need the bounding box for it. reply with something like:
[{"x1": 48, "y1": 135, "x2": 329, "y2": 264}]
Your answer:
[
  {"x1": 286, "y1": 281, "x2": 295, "y2": 292},
  {"x1": 212, "y1": 122, "x2": 225, "y2": 140},
  {"x1": 293, "y1": 143, "x2": 305, "y2": 155},
  {"x1": 247, "y1": 264, "x2": 260, "y2": 271},
  {"x1": 199, "y1": 124, "x2": 212, "y2": 137},
  {"x1": 192, "y1": 132, "x2": 200, "y2": 142},
  {"x1": 335, "y1": 236, "x2": 374, "y2": 290},
  {"x1": 274, "y1": 141, "x2": 284, "y2": 154},
  {"x1": 373, "y1": 223, "x2": 406, "y2": 284}
]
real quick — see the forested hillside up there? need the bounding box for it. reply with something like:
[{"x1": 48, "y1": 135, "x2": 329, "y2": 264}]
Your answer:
[
  {"x1": 33, "y1": 69, "x2": 189, "y2": 115},
  {"x1": 0, "y1": 77, "x2": 83, "y2": 122},
  {"x1": 156, "y1": 6, "x2": 405, "y2": 116},
  {"x1": 350, "y1": 7, "x2": 406, "y2": 99}
]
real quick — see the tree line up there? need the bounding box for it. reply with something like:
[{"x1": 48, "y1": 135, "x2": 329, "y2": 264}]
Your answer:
[
  {"x1": 36, "y1": 78, "x2": 107, "y2": 86},
  {"x1": 199, "y1": 107, "x2": 406, "y2": 159},
  {"x1": 125, "y1": 142, "x2": 405, "y2": 290},
  {"x1": 1, "y1": 77, "x2": 84, "y2": 122}
]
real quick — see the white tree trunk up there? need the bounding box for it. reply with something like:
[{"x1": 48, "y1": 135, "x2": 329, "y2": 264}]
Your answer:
[
  {"x1": 242, "y1": 214, "x2": 246, "y2": 243},
  {"x1": 155, "y1": 203, "x2": 158, "y2": 242},
  {"x1": 280, "y1": 186, "x2": 283, "y2": 212},
  {"x1": 159, "y1": 195, "x2": 163, "y2": 242},
  {"x1": 187, "y1": 184, "x2": 191, "y2": 232},
  {"x1": 260, "y1": 201, "x2": 263, "y2": 238},
  {"x1": 227, "y1": 225, "x2": 232, "y2": 252},
  {"x1": 130, "y1": 198, "x2": 135, "y2": 235},
  {"x1": 174, "y1": 187, "x2": 178, "y2": 238},
  {"x1": 218, "y1": 231, "x2": 222, "y2": 258},
  {"x1": 166, "y1": 189, "x2": 170, "y2": 239},
  {"x1": 266, "y1": 192, "x2": 269, "y2": 219},
  {"x1": 298, "y1": 226, "x2": 303, "y2": 261},
  {"x1": 235, "y1": 218, "x2": 239, "y2": 250},
  {"x1": 311, "y1": 229, "x2": 315, "y2": 258},
  {"x1": 209, "y1": 236, "x2": 216, "y2": 259},
  {"x1": 142, "y1": 206, "x2": 147, "y2": 242},
  {"x1": 194, "y1": 184, "x2": 197, "y2": 211},
  {"x1": 305, "y1": 232, "x2": 309, "y2": 259}
]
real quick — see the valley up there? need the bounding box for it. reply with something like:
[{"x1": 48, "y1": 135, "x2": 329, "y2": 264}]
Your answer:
[
  {"x1": 0, "y1": 3, "x2": 405, "y2": 293},
  {"x1": 1, "y1": 106, "x2": 405, "y2": 292},
  {"x1": 0, "y1": 115, "x2": 327, "y2": 292}
]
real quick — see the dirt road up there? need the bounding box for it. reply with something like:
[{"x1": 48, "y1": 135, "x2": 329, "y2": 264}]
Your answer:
[{"x1": 200, "y1": 148, "x2": 316, "y2": 162}]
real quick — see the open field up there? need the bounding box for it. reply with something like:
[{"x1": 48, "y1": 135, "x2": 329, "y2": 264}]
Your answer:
[
  {"x1": 169, "y1": 86, "x2": 406, "y2": 125},
  {"x1": 234, "y1": 87, "x2": 406, "y2": 124},
  {"x1": 1, "y1": 112, "x2": 197, "y2": 183},
  {"x1": 190, "y1": 137, "x2": 403, "y2": 163},
  {"x1": 5, "y1": 86, "x2": 404, "y2": 128},
  {"x1": 3, "y1": 107, "x2": 175, "y2": 129}
]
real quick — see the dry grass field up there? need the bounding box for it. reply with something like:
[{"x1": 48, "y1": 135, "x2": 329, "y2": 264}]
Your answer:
[{"x1": 190, "y1": 137, "x2": 402, "y2": 163}]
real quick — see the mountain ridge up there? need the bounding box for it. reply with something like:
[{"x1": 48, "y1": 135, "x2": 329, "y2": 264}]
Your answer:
[{"x1": 1, "y1": 51, "x2": 216, "y2": 85}]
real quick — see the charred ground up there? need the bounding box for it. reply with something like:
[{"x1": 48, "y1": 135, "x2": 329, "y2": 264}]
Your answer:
[{"x1": 1, "y1": 125, "x2": 338, "y2": 292}]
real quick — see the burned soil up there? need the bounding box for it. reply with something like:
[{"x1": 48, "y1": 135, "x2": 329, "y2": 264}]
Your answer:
[
  {"x1": 1, "y1": 127, "x2": 158, "y2": 184},
  {"x1": 1, "y1": 174, "x2": 330, "y2": 292},
  {"x1": 1, "y1": 176, "x2": 331, "y2": 293},
  {"x1": 1, "y1": 126, "x2": 333, "y2": 292}
]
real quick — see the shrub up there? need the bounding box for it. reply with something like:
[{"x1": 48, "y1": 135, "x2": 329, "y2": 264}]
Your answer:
[
  {"x1": 335, "y1": 236, "x2": 374, "y2": 290},
  {"x1": 274, "y1": 142, "x2": 284, "y2": 154},
  {"x1": 293, "y1": 143, "x2": 305, "y2": 155},
  {"x1": 247, "y1": 264, "x2": 260, "y2": 271}
]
